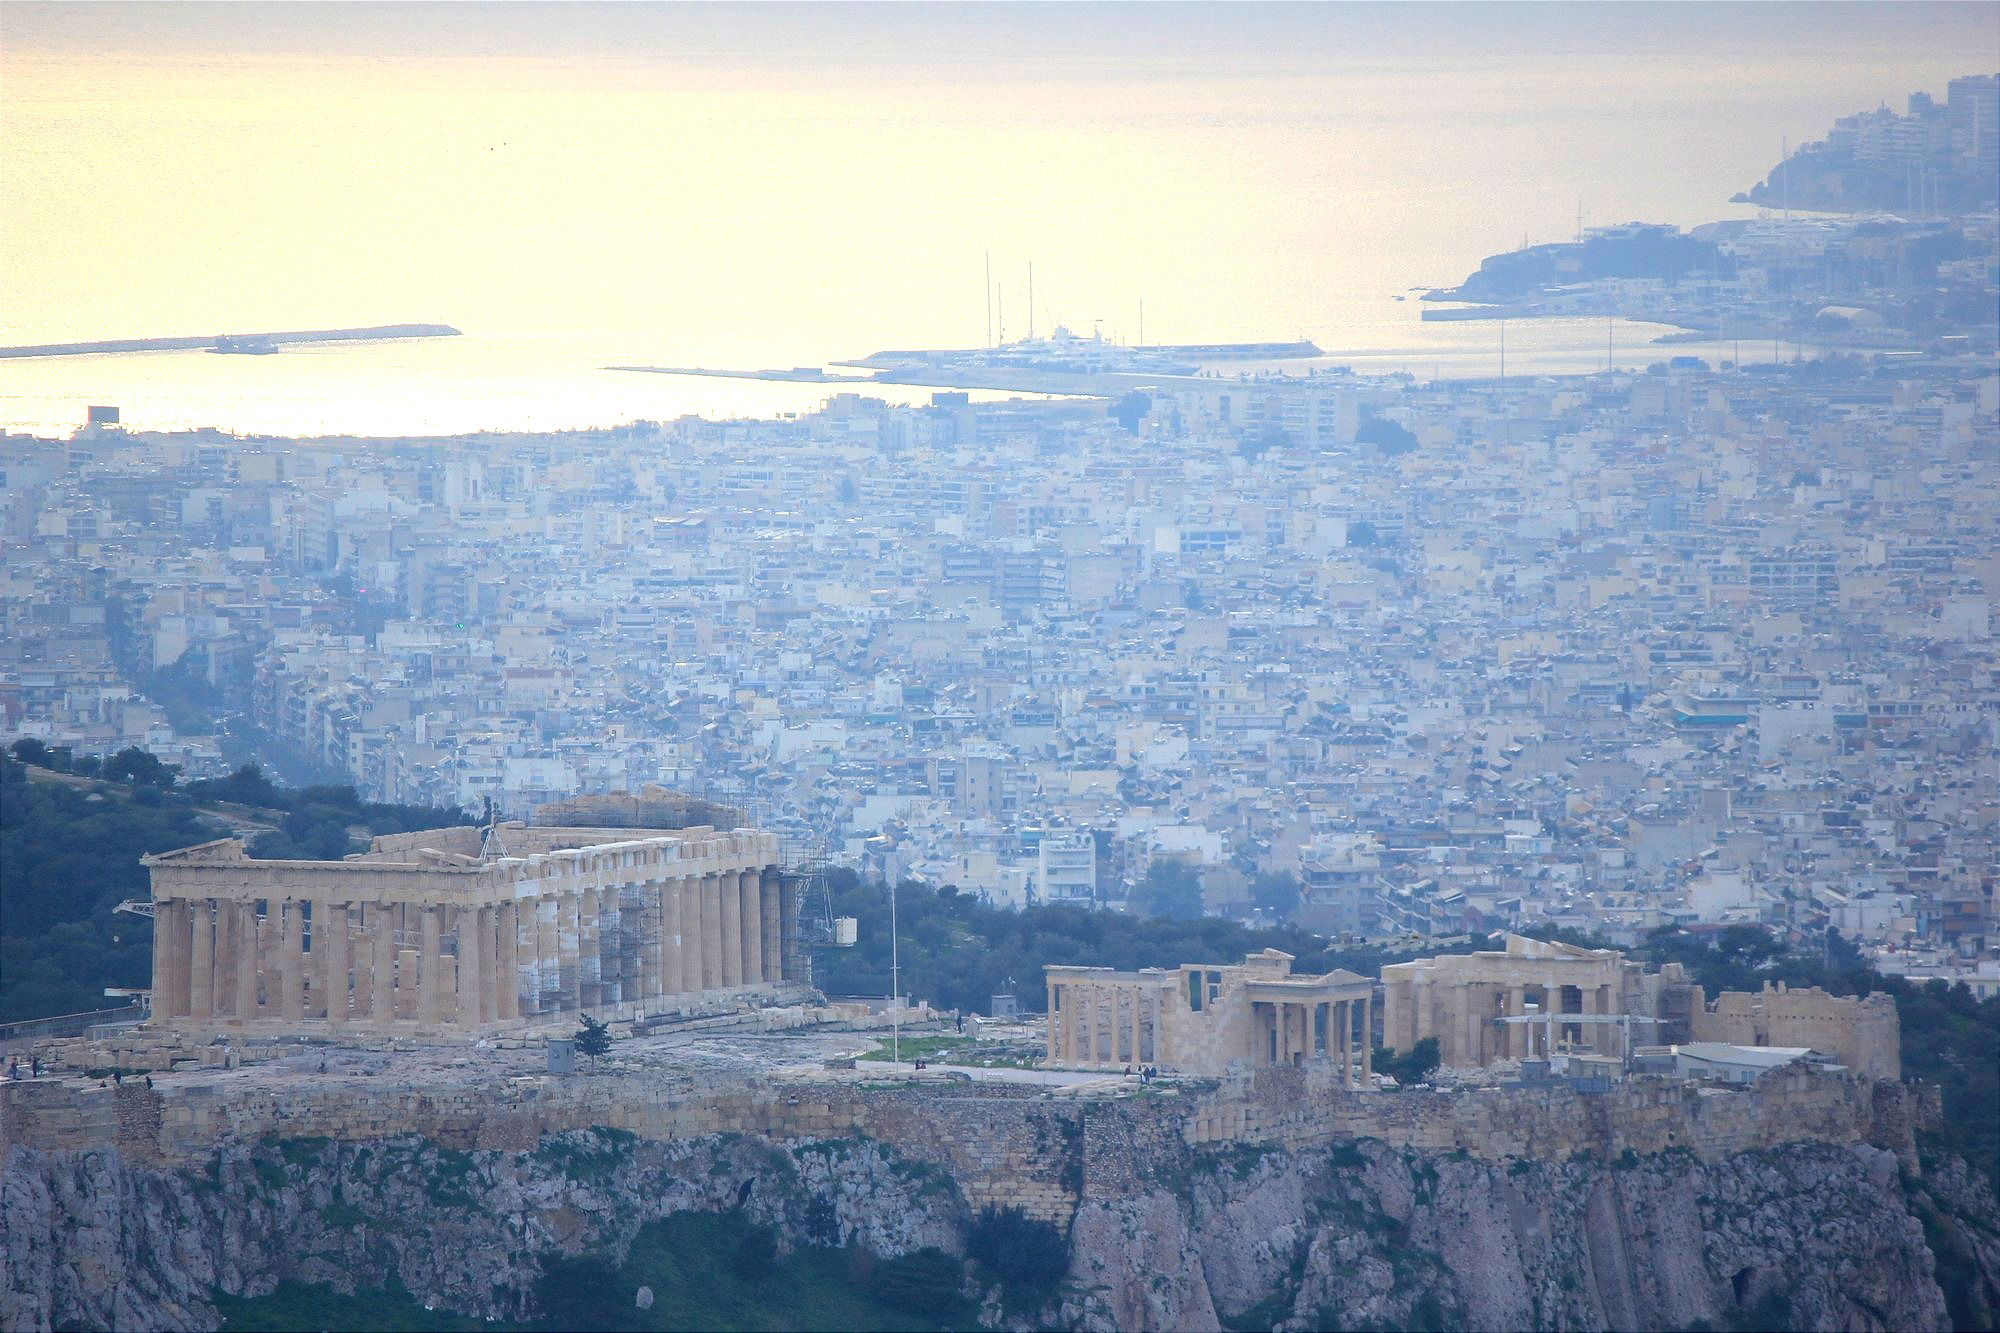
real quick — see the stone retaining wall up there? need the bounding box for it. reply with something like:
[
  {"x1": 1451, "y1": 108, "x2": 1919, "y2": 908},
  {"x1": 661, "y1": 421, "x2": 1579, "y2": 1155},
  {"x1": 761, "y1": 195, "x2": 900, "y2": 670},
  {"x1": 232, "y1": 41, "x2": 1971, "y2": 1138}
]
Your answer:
[{"x1": 1, "y1": 1062, "x2": 1929, "y2": 1228}]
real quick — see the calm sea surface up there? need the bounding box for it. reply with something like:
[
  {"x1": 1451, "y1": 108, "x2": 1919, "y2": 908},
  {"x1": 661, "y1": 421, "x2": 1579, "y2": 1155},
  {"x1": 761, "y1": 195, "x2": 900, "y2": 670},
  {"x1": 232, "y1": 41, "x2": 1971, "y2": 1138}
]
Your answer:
[{"x1": 3, "y1": 4, "x2": 1987, "y2": 437}]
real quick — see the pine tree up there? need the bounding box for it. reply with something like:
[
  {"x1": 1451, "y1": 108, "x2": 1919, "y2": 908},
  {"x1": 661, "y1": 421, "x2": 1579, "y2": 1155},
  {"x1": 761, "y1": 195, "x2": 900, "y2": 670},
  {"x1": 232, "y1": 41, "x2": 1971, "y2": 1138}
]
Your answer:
[{"x1": 573, "y1": 1015, "x2": 612, "y2": 1070}]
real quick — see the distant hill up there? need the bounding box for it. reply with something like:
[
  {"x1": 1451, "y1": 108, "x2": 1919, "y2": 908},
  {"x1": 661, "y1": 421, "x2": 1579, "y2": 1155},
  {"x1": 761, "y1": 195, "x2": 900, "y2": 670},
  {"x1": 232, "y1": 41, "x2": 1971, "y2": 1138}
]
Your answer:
[
  {"x1": 533, "y1": 784, "x2": 746, "y2": 830},
  {"x1": 1434, "y1": 224, "x2": 1732, "y2": 303}
]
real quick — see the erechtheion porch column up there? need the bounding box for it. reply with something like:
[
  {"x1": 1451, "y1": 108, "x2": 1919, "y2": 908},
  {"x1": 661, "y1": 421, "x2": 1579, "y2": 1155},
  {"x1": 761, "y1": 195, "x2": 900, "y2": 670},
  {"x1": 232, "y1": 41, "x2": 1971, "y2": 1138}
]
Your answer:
[
  {"x1": 740, "y1": 870, "x2": 763, "y2": 985},
  {"x1": 1362, "y1": 995, "x2": 1373, "y2": 1084},
  {"x1": 760, "y1": 869, "x2": 783, "y2": 984},
  {"x1": 1337, "y1": 999, "x2": 1352, "y2": 1086}
]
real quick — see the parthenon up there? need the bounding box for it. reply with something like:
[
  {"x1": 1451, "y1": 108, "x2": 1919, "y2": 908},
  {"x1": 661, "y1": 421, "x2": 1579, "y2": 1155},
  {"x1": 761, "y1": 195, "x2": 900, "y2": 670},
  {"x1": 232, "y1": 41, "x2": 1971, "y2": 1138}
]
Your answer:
[
  {"x1": 1045, "y1": 949, "x2": 1375, "y2": 1083},
  {"x1": 142, "y1": 822, "x2": 794, "y2": 1036}
]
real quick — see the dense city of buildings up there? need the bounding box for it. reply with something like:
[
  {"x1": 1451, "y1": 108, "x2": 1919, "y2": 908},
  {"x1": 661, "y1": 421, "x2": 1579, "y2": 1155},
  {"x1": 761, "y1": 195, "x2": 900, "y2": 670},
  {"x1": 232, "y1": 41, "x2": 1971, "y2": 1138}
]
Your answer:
[{"x1": 4, "y1": 343, "x2": 1997, "y2": 997}]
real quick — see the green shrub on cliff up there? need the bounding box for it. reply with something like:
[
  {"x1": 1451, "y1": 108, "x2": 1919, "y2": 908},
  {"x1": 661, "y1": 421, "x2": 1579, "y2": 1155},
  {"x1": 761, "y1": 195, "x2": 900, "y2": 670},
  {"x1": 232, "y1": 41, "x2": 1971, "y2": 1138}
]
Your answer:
[
  {"x1": 868, "y1": 1247, "x2": 966, "y2": 1320},
  {"x1": 966, "y1": 1204, "x2": 1068, "y2": 1296}
]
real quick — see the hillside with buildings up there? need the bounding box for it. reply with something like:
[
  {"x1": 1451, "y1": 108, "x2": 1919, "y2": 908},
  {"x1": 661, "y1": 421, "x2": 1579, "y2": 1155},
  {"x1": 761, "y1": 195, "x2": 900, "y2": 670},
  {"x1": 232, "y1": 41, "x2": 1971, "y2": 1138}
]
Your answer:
[{"x1": 1737, "y1": 74, "x2": 2000, "y2": 215}]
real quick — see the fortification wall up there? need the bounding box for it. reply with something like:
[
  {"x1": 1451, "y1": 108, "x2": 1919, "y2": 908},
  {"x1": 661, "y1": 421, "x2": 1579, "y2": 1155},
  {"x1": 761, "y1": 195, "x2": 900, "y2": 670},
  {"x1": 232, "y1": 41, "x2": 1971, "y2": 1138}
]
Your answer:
[
  {"x1": 1, "y1": 1057, "x2": 1929, "y2": 1229},
  {"x1": 1189, "y1": 1063, "x2": 1927, "y2": 1170},
  {"x1": 1690, "y1": 984, "x2": 1901, "y2": 1080}
]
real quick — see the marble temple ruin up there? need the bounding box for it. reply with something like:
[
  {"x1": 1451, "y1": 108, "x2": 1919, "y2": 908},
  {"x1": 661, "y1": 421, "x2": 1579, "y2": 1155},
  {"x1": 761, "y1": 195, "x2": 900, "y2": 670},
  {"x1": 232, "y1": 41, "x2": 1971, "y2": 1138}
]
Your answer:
[
  {"x1": 1044, "y1": 949, "x2": 1377, "y2": 1083},
  {"x1": 142, "y1": 822, "x2": 793, "y2": 1036}
]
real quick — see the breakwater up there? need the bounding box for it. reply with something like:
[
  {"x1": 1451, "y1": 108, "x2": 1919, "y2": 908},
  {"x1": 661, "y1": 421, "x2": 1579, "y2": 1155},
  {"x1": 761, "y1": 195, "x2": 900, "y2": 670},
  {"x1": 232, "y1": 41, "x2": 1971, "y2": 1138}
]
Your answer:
[{"x1": 0, "y1": 324, "x2": 461, "y2": 359}]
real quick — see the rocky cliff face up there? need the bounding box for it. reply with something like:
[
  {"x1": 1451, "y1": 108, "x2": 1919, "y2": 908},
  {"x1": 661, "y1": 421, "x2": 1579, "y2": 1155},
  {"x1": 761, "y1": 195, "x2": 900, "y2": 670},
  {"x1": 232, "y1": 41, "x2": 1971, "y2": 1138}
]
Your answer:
[
  {"x1": 4, "y1": 1130, "x2": 1992, "y2": 1333},
  {"x1": 1064, "y1": 1139, "x2": 1980, "y2": 1333}
]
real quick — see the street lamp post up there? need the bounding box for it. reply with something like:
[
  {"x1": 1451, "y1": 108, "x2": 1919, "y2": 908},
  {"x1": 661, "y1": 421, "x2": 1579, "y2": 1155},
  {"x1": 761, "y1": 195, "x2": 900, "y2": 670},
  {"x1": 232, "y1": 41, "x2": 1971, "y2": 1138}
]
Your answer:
[{"x1": 889, "y1": 875, "x2": 900, "y2": 1068}]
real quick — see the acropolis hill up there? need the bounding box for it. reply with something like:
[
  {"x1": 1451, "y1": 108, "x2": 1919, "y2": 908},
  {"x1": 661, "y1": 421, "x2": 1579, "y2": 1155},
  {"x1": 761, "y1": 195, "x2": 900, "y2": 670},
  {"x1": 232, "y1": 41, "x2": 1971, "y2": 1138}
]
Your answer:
[{"x1": 1, "y1": 827, "x2": 1988, "y2": 1333}]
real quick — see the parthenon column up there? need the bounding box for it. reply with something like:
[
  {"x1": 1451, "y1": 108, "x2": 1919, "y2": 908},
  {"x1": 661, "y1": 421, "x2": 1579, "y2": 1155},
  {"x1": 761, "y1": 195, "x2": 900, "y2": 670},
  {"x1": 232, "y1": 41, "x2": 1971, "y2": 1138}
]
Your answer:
[
  {"x1": 600, "y1": 889, "x2": 625, "y2": 1008},
  {"x1": 1129, "y1": 990, "x2": 1143, "y2": 1066},
  {"x1": 719, "y1": 871, "x2": 744, "y2": 988},
  {"x1": 219, "y1": 901, "x2": 241, "y2": 1019},
  {"x1": 188, "y1": 899, "x2": 214, "y2": 1020},
  {"x1": 498, "y1": 901, "x2": 520, "y2": 1020},
  {"x1": 673, "y1": 876, "x2": 693, "y2": 994},
  {"x1": 660, "y1": 878, "x2": 684, "y2": 996},
  {"x1": 456, "y1": 904, "x2": 484, "y2": 1027},
  {"x1": 708, "y1": 872, "x2": 732, "y2": 984},
  {"x1": 578, "y1": 888, "x2": 602, "y2": 1011},
  {"x1": 371, "y1": 904, "x2": 396, "y2": 1024},
  {"x1": 324, "y1": 903, "x2": 349, "y2": 1027},
  {"x1": 536, "y1": 895, "x2": 559, "y2": 1014},
  {"x1": 278, "y1": 901, "x2": 304, "y2": 1022},
  {"x1": 412, "y1": 905, "x2": 442, "y2": 1026},
  {"x1": 626, "y1": 883, "x2": 651, "y2": 1004},
  {"x1": 556, "y1": 891, "x2": 580, "y2": 1014},
  {"x1": 760, "y1": 869, "x2": 782, "y2": 984},
  {"x1": 484, "y1": 904, "x2": 507, "y2": 1021},
  {"x1": 740, "y1": 870, "x2": 763, "y2": 985},
  {"x1": 234, "y1": 901, "x2": 260, "y2": 1022},
  {"x1": 777, "y1": 870, "x2": 798, "y2": 982},
  {"x1": 303, "y1": 901, "x2": 327, "y2": 1019},
  {"x1": 153, "y1": 900, "x2": 186, "y2": 1019}
]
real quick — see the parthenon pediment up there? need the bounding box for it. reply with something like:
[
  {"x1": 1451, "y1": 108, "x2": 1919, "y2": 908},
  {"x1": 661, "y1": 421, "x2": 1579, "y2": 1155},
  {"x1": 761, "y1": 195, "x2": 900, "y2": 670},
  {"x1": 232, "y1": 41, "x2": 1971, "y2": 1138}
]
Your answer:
[
  {"x1": 140, "y1": 838, "x2": 248, "y2": 866},
  {"x1": 1501, "y1": 932, "x2": 1610, "y2": 960}
]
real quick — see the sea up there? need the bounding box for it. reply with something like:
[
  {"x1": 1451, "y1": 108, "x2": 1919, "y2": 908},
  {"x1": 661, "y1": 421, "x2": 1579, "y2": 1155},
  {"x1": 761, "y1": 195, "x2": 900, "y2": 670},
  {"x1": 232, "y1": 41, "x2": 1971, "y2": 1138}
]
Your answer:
[{"x1": 2, "y1": 4, "x2": 1986, "y2": 439}]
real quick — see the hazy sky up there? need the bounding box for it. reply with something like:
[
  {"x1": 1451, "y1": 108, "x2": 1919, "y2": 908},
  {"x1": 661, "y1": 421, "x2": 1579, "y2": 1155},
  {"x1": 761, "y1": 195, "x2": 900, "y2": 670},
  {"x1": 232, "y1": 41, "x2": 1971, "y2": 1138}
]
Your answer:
[{"x1": 4, "y1": 2, "x2": 1995, "y2": 354}]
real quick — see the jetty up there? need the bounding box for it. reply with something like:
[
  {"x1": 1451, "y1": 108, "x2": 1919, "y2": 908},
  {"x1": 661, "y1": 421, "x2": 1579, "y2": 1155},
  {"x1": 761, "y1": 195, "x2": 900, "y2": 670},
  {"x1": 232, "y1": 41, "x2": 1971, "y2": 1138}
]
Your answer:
[{"x1": 0, "y1": 323, "x2": 461, "y2": 359}]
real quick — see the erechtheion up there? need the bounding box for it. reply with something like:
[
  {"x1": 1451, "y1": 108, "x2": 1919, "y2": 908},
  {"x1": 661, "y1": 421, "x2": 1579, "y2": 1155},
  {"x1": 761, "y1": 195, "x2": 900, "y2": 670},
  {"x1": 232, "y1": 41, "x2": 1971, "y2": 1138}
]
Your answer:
[{"x1": 1045, "y1": 949, "x2": 1376, "y2": 1083}]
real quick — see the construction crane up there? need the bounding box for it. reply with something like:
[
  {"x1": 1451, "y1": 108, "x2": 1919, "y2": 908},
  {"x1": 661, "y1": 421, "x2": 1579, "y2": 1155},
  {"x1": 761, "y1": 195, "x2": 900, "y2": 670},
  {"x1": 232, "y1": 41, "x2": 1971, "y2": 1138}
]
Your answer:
[{"x1": 1496, "y1": 1011, "x2": 1662, "y2": 1058}]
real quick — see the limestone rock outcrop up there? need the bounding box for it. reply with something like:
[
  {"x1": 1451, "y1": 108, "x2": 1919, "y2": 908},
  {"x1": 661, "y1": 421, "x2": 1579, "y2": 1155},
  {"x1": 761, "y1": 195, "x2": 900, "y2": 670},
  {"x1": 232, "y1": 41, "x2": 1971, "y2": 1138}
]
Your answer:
[
  {"x1": 4, "y1": 1129, "x2": 1993, "y2": 1333},
  {"x1": 1058, "y1": 1139, "x2": 1970, "y2": 1332}
]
